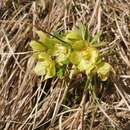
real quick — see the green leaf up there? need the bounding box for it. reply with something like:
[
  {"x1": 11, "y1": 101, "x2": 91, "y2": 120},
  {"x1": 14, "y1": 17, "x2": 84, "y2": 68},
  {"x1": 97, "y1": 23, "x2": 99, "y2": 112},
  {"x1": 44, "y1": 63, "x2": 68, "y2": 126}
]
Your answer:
[
  {"x1": 90, "y1": 31, "x2": 102, "y2": 44},
  {"x1": 78, "y1": 23, "x2": 87, "y2": 40},
  {"x1": 85, "y1": 26, "x2": 92, "y2": 42},
  {"x1": 57, "y1": 67, "x2": 64, "y2": 79},
  {"x1": 66, "y1": 31, "x2": 82, "y2": 41},
  {"x1": 97, "y1": 62, "x2": 111, "y2": 81}
]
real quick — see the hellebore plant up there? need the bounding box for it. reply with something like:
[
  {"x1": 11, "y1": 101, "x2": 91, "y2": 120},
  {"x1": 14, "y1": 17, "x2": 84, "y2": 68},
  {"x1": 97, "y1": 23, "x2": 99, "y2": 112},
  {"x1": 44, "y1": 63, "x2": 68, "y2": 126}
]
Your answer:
[{"x1": 29, "y1": 24, "x2": 114, "y2": 82}]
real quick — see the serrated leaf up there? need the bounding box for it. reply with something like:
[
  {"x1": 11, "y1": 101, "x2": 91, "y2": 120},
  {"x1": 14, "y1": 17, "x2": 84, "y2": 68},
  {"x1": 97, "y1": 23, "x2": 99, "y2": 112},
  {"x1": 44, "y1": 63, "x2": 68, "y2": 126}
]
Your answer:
[{"x1": 97, "y1": 62, "x2": 111, "y2": 81}]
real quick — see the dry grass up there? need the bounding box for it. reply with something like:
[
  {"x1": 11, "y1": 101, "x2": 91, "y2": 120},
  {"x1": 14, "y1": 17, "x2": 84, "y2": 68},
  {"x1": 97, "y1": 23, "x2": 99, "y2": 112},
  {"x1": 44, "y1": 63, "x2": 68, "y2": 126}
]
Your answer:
[{"x1": 0, "y1": 0, "x2": 130, "y2": 130}]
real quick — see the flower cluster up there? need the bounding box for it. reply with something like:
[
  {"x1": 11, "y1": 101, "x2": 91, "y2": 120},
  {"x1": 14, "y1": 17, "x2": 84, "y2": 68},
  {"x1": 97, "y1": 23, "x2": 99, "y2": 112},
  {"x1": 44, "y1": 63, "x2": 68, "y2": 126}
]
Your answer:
[{"x1": 30, "y1": 26, "x2": 114, "y2": 80}]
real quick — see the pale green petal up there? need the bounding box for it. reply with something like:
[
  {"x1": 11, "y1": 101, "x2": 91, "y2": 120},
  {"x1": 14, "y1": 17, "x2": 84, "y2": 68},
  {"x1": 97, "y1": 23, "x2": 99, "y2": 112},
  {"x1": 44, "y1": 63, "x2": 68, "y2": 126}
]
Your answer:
[
  {"x1": 97, "y1": 62, "x2": 111, "y2": 81},
  {"x1": 85, "y1": 64, "x2": 95, "y2": 75},
  {"x1": 45, "y1": 61, "x2": 56, "y2": 79},
  {"x1": 72, "y1": 40, "x2": 86, "y2": 50},
  {"x1": 66, "y1": 31, "x2": 82, "y2": 40},
  {"x1": 34, "y1": 61, "x2": 47, "y2": 76},
  {"x1": 34, "y1": 60, "x2": 56, "y2": 79},
  {"x1": 52, "y1": 44, "x2": 69, "y2": 65},
  {"x1": 38, "y1": 52, "x2": 51, "y2": 61},
  {"x1": 82, "y1": 46, "x2": 99, "y2": 63},
  {"x1": 77, "y1": 59, "x2": 95, "y2": 75},
  {"x1": 69, "y1": 51, "x2": 81, "y2": 65},
  {"x1": 29, "y1": 40, "x2": 46, "y2": 52},
  {"x1": 36, "y1": 31, "x2": 48, "y2": 43},
  {"x1": 77, "y1": 59, "x2": 88, "y2": 71}
]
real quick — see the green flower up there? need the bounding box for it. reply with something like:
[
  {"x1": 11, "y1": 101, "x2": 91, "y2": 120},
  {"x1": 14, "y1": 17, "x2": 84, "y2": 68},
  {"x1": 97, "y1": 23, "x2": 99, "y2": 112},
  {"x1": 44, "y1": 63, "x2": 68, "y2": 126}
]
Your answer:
[{"x1": 34, "y1": 53, "x2": 56, "y2": 79}]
